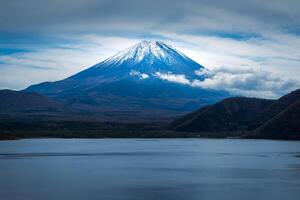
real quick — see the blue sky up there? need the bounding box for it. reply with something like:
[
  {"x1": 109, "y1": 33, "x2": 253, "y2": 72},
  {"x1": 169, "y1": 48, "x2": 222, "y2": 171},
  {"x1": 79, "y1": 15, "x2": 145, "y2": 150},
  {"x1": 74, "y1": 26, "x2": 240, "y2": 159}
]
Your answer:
[{"x1": 0, "y1": 0, "x2": 300, "y2": 98}]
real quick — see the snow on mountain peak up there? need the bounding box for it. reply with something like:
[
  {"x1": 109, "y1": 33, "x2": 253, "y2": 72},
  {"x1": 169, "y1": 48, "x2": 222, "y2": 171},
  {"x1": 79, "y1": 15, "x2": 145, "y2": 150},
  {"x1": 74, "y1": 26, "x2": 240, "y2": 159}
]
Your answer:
[
  {"x1": 82, "y1": 40, "x2": 208, "y2": 84},
  {"x1": 102, "y1": 40, "x2": 184, "y2": 65}
]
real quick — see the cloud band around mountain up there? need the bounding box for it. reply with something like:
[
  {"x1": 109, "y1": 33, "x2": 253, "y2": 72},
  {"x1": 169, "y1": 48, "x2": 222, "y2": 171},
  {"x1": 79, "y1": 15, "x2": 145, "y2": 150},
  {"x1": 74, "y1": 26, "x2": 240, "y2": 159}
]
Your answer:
[{"x1": 154, "y1": 68, "x2": 300, "y2": 98}]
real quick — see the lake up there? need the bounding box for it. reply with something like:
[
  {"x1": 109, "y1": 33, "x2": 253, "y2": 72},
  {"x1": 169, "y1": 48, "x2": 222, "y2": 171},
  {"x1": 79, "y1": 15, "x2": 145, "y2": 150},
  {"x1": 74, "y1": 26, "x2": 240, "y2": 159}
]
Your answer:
[{"x1": 0, "y1": 139, "x2": 300, "y2": 200}]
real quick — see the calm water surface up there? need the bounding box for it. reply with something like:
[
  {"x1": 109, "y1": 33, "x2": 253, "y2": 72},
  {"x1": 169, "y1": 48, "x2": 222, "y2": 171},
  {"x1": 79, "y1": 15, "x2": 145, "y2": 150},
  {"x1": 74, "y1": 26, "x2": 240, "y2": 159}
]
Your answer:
[{"x1": 0, "y1": 139, "x2": 300, "y2": 200}]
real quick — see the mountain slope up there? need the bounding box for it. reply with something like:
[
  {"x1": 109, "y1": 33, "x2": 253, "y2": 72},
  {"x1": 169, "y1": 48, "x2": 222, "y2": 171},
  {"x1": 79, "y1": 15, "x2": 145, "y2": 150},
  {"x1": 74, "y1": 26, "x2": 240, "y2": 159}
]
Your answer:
[
  {"x1": 170, "y1": 89, "x2": 300, "y2": 139},
  {"x1": 25, "y1": 41, "x2": 228, "y2": 121},
  {"x1": 170, "y1": 97, "x2": 274, "y2": 132},
  {"x1": 254, "y1": 101, "x2": 300, "y2": 139},
  {"x1": 249, "y1": 89, "x2": 300, "y2": 129},
  {"x1": 0, "y1": 90, "x2": 71, "y2": 119}
]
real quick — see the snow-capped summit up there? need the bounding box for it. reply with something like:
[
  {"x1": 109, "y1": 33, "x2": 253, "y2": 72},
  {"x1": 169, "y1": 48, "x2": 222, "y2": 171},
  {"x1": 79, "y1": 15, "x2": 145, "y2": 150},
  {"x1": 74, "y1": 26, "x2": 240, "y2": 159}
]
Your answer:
[
  {"x1": 71, "y1": 40, "x2": 207, "y2": 81},
  {"x1": 102, "y1": 40, "x2": 186, "y2": 65},
  {"x1": 25, "y1": 41, "x2": 227, "y2": 121}
]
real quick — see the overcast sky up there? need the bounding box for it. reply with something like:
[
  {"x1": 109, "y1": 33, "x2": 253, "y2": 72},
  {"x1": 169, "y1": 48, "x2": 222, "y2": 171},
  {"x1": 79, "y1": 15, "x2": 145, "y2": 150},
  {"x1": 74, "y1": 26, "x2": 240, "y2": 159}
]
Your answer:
[{"x1": 0, "y1": 0, "x2": 300, "y2": 98}]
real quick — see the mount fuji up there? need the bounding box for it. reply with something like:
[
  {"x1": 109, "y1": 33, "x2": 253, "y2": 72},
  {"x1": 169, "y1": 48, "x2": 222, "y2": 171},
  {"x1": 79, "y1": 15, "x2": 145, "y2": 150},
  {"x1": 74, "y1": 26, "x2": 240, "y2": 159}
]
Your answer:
[{"x1": 25, "y1": 41, "x2": 228, "y2": 121}]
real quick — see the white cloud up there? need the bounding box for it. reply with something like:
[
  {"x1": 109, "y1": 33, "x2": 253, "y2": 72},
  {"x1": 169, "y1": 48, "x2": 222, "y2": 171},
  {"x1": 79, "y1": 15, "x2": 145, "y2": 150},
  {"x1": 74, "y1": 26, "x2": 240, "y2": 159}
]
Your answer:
[
  {"x1": 152, "y1": 67, "x2": 300, "y2": 99},
  {"x1": 195, "y1": 68, "x2": 212, "y2": 76},
  {"x1": 159, "y1": 31, "x2": 300, "y2": 80},
  {"x1": 0, "y1": 36, "x2": 139, "y2": 90},
  {"x1": 191, "y1": 67, "x2": 300, "y2": 98},
  {"x1": 141, "y1": 74, "x2": 149, "y2": 79},
  {"x1": 154, "y1": 72, "x2": 191, "y2": 85},
  {"x1": 129, "y1": 70, "x2": 149, "y2": 79}
]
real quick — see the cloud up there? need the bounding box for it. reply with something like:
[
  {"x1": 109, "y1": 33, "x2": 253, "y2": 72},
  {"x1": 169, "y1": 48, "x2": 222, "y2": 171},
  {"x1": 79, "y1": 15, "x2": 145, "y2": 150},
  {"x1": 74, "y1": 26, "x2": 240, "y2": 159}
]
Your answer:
[
  {"x1": 150, "y1": 67, "x2": 299, "y2": 99},
  {"x1": 1, "y1": 0, "x2": 300, "y2": 35},
  {"x1": 151, "y1": 67, "x2": 300, "y2": 99},
  {"x1": 0, "y1": 36, "x2": 140, "y2": 89},
  {"x1": 161, "y1": 31, "x2": 300, "y2": 80},
  {"x1": 191, "y1": 67, "x2": 300, "y2": 98},
  {"x1": 129, "y1": 70, "x2": 149, "y2": 79},
  {"x1": 194, "y1": 68, "x2": 211, "y2": 77},
  {"x1": 154, "y1": 72, "x2": 190, "y2": 85}
]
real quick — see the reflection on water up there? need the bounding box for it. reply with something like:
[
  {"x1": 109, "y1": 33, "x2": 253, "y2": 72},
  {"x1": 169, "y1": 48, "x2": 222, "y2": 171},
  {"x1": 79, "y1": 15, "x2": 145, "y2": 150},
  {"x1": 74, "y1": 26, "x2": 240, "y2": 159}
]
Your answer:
[{"x1": 0, "y1": 139, "x2": 300, "y2": 200}]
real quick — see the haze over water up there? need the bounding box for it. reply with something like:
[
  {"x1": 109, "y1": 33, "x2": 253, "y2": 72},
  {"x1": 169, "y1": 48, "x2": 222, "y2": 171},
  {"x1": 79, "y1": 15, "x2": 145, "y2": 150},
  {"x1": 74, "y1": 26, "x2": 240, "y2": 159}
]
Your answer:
[{"x1": 1, "y1": 139, "x2": 300, "y2": 200}]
